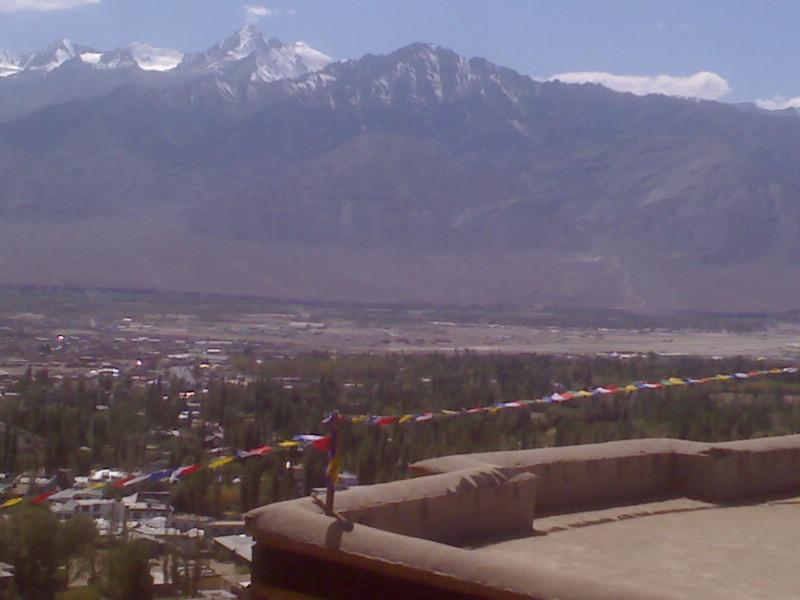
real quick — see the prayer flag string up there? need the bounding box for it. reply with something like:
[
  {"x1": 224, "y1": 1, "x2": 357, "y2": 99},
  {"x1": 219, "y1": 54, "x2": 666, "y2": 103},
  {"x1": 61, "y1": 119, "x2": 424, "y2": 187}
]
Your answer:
[{"x1": 1, "y1": 365, "x2": 797, "y2": 509}]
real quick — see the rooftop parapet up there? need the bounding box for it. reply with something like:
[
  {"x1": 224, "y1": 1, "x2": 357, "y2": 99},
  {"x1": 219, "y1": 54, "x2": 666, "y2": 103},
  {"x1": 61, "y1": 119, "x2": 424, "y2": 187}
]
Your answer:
[{"x1": 247, "y1": 434, "x2": 800, "y2": 599}]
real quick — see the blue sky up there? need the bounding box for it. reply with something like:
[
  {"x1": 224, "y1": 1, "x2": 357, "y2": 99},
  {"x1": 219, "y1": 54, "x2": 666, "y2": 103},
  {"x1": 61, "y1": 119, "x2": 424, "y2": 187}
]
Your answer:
[{"x1": 1, "y1": 0, "x2": 799, "y2": 107}]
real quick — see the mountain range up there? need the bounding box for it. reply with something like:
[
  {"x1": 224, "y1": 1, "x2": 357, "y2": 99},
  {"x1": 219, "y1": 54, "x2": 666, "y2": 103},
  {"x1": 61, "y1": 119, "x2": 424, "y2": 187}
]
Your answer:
[
  {"x1": 1, "y1": 27, "x2": 799, "y2": 313},
  {"x1": 0, "y1": 26, "x2": 331, "y2": 122}
]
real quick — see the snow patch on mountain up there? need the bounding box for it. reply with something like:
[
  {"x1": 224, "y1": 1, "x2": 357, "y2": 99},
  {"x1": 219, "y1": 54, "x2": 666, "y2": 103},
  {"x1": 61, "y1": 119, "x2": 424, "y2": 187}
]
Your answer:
[
  {"x1": 215, "y1": 80, "x2": 236, "y2": 101},
  {"x1": 0, "y1": 49, "x2": 20, "y2": 77},
  {"x1": 292, "y1": 42, "x2": 331, "y2": 72},
  {"x1": 80, "y1": 52, "x2": 102, "y2": 65},
  {"x1": 93, "y1": 48, "x2": 139, "y2": 70},
  {"x1": 128, "y1": 43, "x2": 183, "y2": 72}
]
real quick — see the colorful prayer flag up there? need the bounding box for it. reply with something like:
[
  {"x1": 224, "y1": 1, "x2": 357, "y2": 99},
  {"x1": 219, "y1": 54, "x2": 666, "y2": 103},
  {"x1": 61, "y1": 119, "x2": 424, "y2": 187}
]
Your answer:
[
  {"x1": 170, "y1": 463, "x2": 202, "y2": 482},
  {"x1": 312, "y1": 436, "x2": 332, "y2": 452},
  {"x1": 239, "y1": 445, "x2": 272, "y2": 458},
  {"x1": 208, "y1": 456, "x2": 235, "y2": 470},
  {"x1": 148, "y1": 469, "x2": 174, "y2": 481},
  {"x1": 122, "y1": 474, "x2": 151, "y2": 487},
  {"x1": 31, "y1": 490, "x2": 57, "y2": 505},
  {"x1": 293, "y1": 434, "x2": 325, "y2": 444},
  {"x1": 326, "y1": 426, "x2": 340, "y2": 487}
]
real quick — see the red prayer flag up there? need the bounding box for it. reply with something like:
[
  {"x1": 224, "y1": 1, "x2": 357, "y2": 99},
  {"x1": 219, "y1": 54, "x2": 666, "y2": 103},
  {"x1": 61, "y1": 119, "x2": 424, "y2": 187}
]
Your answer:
[
  {"x1": 312, "y1": 436, "x2": 332, "y2": 452},
  {"x1": 180, "y1": 464, "x2": 203, "y2": 478},
  {"x1": 249, "y1": 445, "x2": 273, "y2": 456},
  {"x1": 31, "y1": 491, "x2": 56, "y2": 505}
]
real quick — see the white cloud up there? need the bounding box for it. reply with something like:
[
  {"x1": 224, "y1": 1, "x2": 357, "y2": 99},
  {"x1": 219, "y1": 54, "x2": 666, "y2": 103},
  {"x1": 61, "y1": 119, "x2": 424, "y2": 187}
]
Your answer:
[
  {"x1": 548, "y1": 70, "x2": 731, "y2": 101},
  {"x1": 0, "y1": 0, "x2": 99, "y2": 11},
  {"x1": 242, "y1": 4, "x2": 296, "y2": 22},
  {"x1": 243, "y1": 4, "x2": 280, "y2": 22},
  {"x1": 755, "y1": 96, "x2": 800, "y2": 111}
]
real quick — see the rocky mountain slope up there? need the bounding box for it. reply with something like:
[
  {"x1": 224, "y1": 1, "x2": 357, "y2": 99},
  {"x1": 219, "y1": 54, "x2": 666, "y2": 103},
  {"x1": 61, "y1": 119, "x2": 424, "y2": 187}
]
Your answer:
[{"x1": 0, "y1": 32, "x2": 798, "y2": 312}]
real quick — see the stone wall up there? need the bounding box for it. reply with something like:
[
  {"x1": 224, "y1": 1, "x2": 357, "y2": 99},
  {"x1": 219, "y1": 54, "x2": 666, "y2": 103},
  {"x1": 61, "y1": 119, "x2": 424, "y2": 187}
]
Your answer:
[
  {"x1": 676, "y1": 435, "x2": 800, "y2": 502},
  {"x1": 412, "y1": 435, "x2": 800, "y2": 511},
  {"x1": 334, "y1": 467, "x2": 538, "y2": 545}
]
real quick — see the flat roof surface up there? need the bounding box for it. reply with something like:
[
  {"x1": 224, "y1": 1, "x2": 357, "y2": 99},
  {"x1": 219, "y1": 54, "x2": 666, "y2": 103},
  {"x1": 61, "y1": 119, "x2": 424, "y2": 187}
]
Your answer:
[
  {"x1": 214, "y1": 534, "x2": 254, "y2": 563},
  {"x1": 477, "y1": 498, "x2": 800, "y2": 600}
]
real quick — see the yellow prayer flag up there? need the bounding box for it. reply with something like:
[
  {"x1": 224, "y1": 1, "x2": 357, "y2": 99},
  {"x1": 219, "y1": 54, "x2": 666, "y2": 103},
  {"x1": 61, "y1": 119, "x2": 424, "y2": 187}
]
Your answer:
[
  {"x1": 208, "y1": 456, "x2": 235, "y2": 470},
  {"x1": 327, "y1": 456, "x2": 341, "y2": 485},
  {"x1": 278, "y1": 441, "x2": 300, "y2": 448},
  {"x1": 1, "y1": 498, "x2": 23, "y2": 509}
]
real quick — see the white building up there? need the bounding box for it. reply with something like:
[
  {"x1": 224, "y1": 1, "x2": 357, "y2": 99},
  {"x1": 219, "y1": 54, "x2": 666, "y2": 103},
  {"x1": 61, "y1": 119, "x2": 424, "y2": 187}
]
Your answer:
[
  {"x1": 51, "y1": 493, "x2": 172, "y2": 531},
  {"x1": 52, "y1": 498, "x2": 123, "y2": 522},
  {"x1": 89, "y1": 468, "x2": 128, "y2": 483}
]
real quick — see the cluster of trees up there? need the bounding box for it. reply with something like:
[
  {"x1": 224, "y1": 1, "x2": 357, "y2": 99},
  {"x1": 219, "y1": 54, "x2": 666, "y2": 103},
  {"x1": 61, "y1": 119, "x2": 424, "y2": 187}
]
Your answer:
[
  {"x1": 199, "y1": 352, "x2": 800, "y2": 485},
  {"x1": 3, "y1": 352, "x2": 800, "y2": 511},
  {"x1": 0, "y1": 506, "x2": 152, "y2": 600}
]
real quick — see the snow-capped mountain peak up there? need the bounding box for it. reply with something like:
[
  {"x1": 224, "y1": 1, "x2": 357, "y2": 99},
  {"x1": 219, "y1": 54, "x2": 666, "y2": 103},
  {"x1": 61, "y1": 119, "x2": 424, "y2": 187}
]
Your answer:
[
  {"x1": 77, "y1": 43, "x2": 182, "y2": 72},
  {"x1": 0, "y1": 28, "x2": 329, "y2": 83},
  {"x1": 21, "y1": 37, "x2": 93, "y2": 72},
  {"x1": 220, "y1": 24, "x2": 269, "y2": 59},
  {"x1": 3, "y1": 37, "x2": 184, "y2": 79},
  {"x1": 181, "y1": 25, "x2": 332, "y2": 83},
  {"x1": 284, "y1": 41, "x2": 525, "y2": 112}
]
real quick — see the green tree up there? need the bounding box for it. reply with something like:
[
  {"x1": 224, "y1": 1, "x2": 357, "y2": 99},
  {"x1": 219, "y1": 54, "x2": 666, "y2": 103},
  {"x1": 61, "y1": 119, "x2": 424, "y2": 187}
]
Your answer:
[
  {"x1": 57, "y1": 516, "x2": 98, "y2": 585},
  {"x1": 102, "y1": 541, "x2": 153, "y2": 600},
  {"x1": 0, "y1": 507, "x2": 62, "y2": 600}
]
